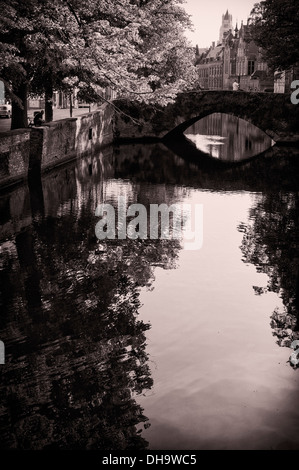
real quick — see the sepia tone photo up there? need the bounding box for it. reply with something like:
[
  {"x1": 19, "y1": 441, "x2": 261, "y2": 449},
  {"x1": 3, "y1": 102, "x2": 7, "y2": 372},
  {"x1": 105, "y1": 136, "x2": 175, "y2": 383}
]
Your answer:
[{"x1": 0, "y1": 0, "x2": 298, "y2": 460}]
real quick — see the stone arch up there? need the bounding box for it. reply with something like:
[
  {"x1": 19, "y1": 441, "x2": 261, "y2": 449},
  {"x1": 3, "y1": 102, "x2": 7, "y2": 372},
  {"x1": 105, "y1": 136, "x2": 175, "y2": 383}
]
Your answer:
[
  {"x1": 161, "y1": 91, "x2": 286, "y2": 142},
  {"x1": 114, "y1": 90, "x2": 299, "y2": 145},
  {"x1": 162, "y1": 110, "x2": 279, "y2": 142}
]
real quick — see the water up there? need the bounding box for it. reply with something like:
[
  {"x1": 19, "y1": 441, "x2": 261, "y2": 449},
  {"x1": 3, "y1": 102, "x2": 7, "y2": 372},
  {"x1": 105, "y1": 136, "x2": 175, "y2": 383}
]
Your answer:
[
  {"x1": 184, "y1": 112, "x2": 275, "y2": 161},
  {"x1": 0, "y1": 115, "x2": 299, "y2": 450}
]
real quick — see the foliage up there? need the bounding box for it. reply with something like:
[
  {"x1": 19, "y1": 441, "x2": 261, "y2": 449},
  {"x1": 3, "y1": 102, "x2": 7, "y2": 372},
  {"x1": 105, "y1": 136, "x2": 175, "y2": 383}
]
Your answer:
[
  {"x1": 0, "y1": 0, "x2": 197, "y2": 127},
  {"x1": 249, "y1": 0, "x2": 299, "y2": 70}
]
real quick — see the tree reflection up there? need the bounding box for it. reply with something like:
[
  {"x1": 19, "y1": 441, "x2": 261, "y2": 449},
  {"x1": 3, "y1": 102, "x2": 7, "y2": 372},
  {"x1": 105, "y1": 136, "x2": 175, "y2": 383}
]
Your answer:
[
  {"x1": 0, "y1": 158, "x2": 182, "y2": 449},
  {"x1": 2, "y1": 138, "x2": 299, "y2": 449},
  {"x1": 238, "y1": 191, "x2": 299, "y2": 361}
]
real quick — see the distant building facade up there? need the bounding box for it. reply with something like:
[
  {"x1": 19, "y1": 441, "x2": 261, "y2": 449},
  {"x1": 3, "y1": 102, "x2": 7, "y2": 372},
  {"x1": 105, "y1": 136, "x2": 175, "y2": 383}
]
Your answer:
[
  {"x1": 197, "y1": 43, "x2": 224, "y2": 90},
  {"x1": 196, "y1": 11, "x2": 273, "y2": 92},
  {"x1": 27, "y1": 86, "x2": 118, "y2": 111},
  {"x1": 224, "y1": 21, "x2": 272, "y2": 92}
]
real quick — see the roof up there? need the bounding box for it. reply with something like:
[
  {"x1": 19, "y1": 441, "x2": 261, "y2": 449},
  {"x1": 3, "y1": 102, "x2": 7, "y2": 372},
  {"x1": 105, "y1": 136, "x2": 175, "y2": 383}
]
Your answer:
[{"x1": 206, "y1": 45, "x2": 223, "y2": 60}]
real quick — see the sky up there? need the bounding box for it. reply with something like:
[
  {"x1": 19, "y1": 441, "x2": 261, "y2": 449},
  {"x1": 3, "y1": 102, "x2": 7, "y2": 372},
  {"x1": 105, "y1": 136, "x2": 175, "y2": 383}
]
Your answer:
[{"x1": 183, "y1": 0, "x2": 257, "y2": 48}]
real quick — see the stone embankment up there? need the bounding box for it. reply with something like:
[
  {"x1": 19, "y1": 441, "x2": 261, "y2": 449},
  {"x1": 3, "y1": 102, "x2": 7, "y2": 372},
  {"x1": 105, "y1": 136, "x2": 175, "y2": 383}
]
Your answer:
[
  {"x1": 0, "y1": 104, "x2": 114, "y2": 190},
  {"x1": 1, "y1": 90, "x2": 299, "y2": 190}
]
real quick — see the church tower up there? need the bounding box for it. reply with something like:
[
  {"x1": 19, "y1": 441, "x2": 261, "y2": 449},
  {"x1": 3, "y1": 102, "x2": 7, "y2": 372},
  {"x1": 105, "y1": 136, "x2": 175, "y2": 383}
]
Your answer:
[{"x1": 219, "y1": 10, "x2": 233, "y2": 43}]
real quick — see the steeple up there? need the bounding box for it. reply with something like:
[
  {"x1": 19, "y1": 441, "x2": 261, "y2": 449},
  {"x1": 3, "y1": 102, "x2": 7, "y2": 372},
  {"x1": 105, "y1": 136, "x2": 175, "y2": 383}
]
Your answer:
[
  {"x1": 234, "y1": 22, "x2": 239, "y2": 38},
  {"x1": 219, "y1": 10, "x2": 233, "y2": 43}
]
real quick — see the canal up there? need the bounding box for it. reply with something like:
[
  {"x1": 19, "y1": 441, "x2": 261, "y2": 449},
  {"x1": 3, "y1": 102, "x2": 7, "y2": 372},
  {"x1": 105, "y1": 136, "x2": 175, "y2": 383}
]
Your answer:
[{"x1": 0, "y1": 114, "x2": 299, "y2": 450}]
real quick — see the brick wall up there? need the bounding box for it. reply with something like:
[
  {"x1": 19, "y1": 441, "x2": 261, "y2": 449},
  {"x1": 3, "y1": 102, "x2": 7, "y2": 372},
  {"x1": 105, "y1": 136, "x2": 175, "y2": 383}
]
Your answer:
[
  {"x1": 0, "y1": 103, "x2": 115, "y2": 189},
  {"x1": 75, "y1": 104, "x2": 114, "y2": 155},
  {"x1": 30, "y1": 103, "x2": 115, "y2": 172},
  {"x1": 0, "y1": 129, "x2": 31, "y2": 188},
  {"x1": 38, "y1": 118, "x2": 77, "y2": 170}
]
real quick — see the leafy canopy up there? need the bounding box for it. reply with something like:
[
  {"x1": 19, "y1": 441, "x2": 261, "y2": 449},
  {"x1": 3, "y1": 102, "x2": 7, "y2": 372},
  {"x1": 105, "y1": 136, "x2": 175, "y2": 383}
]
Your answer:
[
  {"x1": 249, "y1": 0, "x2": 299, "y2": 70},
  {"x1": 0, "y1": 0, "x2": 197, "y2": 108}
]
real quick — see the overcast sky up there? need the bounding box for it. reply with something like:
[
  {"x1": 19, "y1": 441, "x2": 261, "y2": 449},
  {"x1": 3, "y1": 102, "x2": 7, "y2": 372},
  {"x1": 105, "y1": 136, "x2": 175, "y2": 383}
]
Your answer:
[{"x1": 183, "y1": 0, "x2": 257, "y2": 48}]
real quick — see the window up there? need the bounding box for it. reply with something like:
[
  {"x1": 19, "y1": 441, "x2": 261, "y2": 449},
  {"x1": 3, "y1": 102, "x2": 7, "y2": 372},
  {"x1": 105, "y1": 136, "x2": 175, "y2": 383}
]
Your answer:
[
  {"x1": 231, "y1": 59, "x2": 236, "y2": 75},
  {"x1": 248, "y1": 60, "x2": 255, "y2": 75}
]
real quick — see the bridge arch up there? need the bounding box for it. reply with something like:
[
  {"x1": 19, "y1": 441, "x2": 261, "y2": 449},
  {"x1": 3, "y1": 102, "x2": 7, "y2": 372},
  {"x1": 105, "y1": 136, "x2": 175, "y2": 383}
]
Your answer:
[
  {"x1": 114, "y1": 90, "x2": 299, "y2": 144},
  {"x1": 161, "y1": 110, "x2": 270, "y2": 140},
  {"x1": 161, "y1": 91, "x2": 296, "y2": 143}
]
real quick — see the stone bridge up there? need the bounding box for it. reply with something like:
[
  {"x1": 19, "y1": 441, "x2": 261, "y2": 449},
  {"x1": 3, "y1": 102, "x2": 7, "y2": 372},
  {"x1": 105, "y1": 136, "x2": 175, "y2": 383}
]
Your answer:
[
  {"x1": 1, "y1": 91, "x2": 298, "y2": 191},
  {"x1": 113, "y1": 90, "x2": 299, "y2": 144}
]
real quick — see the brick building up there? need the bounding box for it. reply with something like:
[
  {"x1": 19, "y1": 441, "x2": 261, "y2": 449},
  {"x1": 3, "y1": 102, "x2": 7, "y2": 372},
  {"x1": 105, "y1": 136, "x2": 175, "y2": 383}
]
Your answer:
[
  {"x1": 197, "y1": 43, "x2": 224, "y2": 90},
  {"x1": 196, "y1": 11, "x2": 273, "y2": 92}
]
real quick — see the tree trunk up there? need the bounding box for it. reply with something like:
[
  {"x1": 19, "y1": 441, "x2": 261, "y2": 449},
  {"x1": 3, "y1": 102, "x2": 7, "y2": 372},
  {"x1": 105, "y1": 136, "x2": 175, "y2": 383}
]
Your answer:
[
  {"x1": 45, "y1": 78, "x2": 53, "y2": 122},
  {"x1": 11, "y1": 81, "x2": 28, "y2": 130}
]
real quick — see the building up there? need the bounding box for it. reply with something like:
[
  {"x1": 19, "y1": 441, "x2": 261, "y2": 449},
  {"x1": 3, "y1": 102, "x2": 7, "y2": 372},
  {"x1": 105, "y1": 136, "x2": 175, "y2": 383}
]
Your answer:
[
  {"x1": 27, "y1": 86, "x2": 118, "y2": 112},
  {"x1": 196, "y1": 11, "x2": 232, "y2": 90},
  {"x1": 197, "y1": 43, "x2": 224, "y2": 90},
  {"x1": 197, "y1": 11, "x2": 273, "y2": 92},
  {"x1": 222, "y1": 28, "x2": 238, "y2": 90},
  {"x1": 222, "y1": 20, "x2": 272, "y2": 91}
]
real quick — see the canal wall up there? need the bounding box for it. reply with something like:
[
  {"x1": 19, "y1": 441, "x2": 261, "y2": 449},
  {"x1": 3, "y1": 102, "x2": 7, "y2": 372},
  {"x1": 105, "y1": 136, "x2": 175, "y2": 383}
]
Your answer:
[
  {"x1": 0, "y1": 129, "x2": 31, "y2": 189},
  {"x1": 0, "y1": 103, "x2": 114, "y2": 190},
  {"x1": 29, "y1": 104, "x2": 114, "y2": 172},
  {"x1": 0, "y1": 145, "x2": 114, "y2": 241}
]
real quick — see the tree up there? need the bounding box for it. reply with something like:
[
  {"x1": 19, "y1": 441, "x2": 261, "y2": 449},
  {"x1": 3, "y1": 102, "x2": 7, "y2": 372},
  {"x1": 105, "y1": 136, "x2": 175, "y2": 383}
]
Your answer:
[
  {"x1": 56, "y1": 0, "x2": 197, "y2": 105},
  {"x1": 0, "y1": 0, "x2": 73, "y2": 128},
  {"x1": 249, "y1": 0, "x2": 299, "y2": 70},
  {"x1": 0, "y1": 0, "x2": 197, "y2": 130}
]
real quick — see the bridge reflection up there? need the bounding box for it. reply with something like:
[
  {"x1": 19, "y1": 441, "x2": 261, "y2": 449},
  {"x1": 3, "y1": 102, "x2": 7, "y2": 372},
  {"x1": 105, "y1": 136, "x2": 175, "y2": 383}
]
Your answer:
[
  {"x1": 183, "y1": 113, "x2": 275, "y2": 162},
  {"x1": 1, "y1": 140, "x2": 299, "y2": 243}
]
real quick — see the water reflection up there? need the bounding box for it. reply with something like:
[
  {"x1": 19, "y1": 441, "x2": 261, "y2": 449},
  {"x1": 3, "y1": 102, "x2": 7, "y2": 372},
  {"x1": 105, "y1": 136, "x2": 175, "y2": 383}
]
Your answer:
[
  {"x1": 0, "y1": 149, "x2": 184, "y2": 449},
  {"x1": 0, "y1": 140, "x2": 299, "y2": 449},
  {"x1": 238, "y1": 192, "x2": 299, "y2": 357},
  {"x1": 184, "y1": 113, "x2": 274, "y2": 161},
  {"x1": 0, "y1": 234, "x2": 156, "y2": 449}
]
